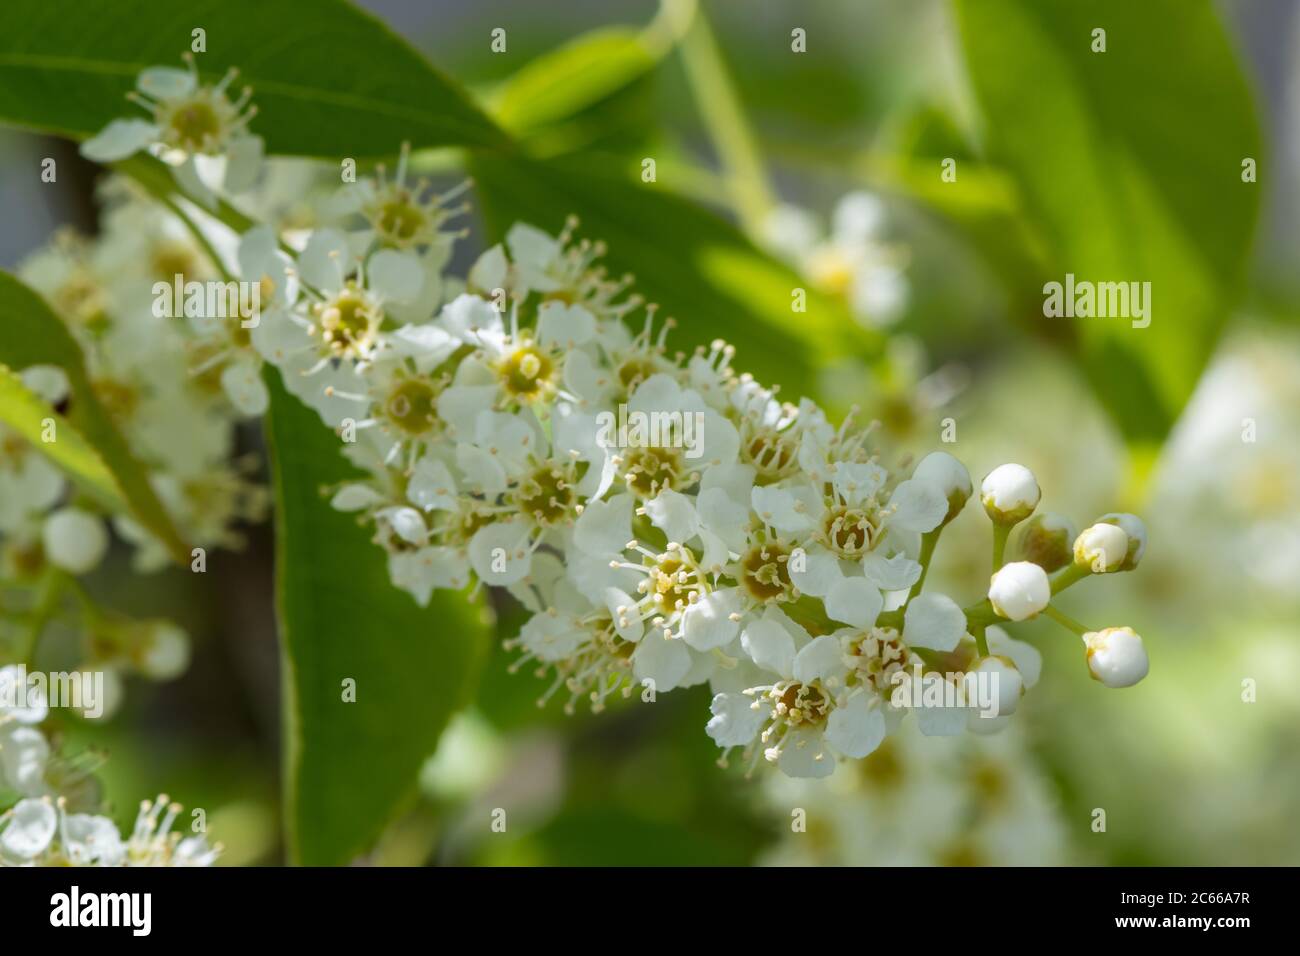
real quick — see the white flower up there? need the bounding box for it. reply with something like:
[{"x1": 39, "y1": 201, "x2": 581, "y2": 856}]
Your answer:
[
  {"x1": 80, "y1": 55, "x2": 262, "y2": 207},
  {"x1": 988, "y1": 561, "x2": 1050, "y2": 621},
  {"x1": 139, "y1": 622, "x2": 191, "y2": 680},
  {"x1": 42, "y1": 507, "x2": 109, "y2": 575},
  {"x1": 1083, "y1": 627, "x2": 1149, "y2": 688},
  {"x1": 980, "y1": 463, "x2": 1040, "y2": 525},
  {"x1": 709, "y1": 620, "x2": 889, "y2": 777},
  {"x1": 911, "y1": 451, "x2": 972, "y2": 525},
  {"x1": 1074, "y1": 522, "x2": 1129, "y2": 573}
]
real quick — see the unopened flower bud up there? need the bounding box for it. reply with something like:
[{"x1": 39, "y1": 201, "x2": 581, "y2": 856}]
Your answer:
[
  {"x1": 1097, "y1": 512, "x2": 1146, "y2": 571},
  {"x1": 1083, "y1": 627, "x2": 1148, "y2": 688},
  {"x1": 972, "y1": 655, "x2": 1024, "y2": 717},
  {"x1": 1074, "y1": 522, "x2": 1129, "y2": 573},
  {"x1": 988, "y1": 561, "x2": 1050, "y2": 621},
  {"x1": 980, "y1": 463, "x2": 1039, "y2": 525},
  {"x1": 1017, "y1": 512, "x2": 1076, "y2": 573},
  {"x1": 912, "y1": 452, "x2": 972, "y2": 525},
  {"x1": 42, "y1": 507, "x2": 109, "y2": 576}
]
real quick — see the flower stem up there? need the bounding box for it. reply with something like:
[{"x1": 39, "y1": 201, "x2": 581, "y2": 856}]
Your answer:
[
  {"x1": 991, "y1": 523, "x2": 1010, "y2": 571},
  {"x1": 673, "y1": 0, "x2": 775, "y2": 235},
  {"x1": 1050, "y1": 563, "x2": 1089, "y2": 595},
  {"x1": 1042, "y1": 604, "x2": 1090, "y2": 637},
  {"x1": 907, "y1": 527, "x2": 942, "y2": 603},
  {"x1": 972, "y1": 622, "x2": 990, "y2": 658}
]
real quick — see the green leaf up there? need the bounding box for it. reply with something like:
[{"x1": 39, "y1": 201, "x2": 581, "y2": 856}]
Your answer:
[
  {"x1": 0, "y1": 271, "x2": 188, "y2": 563},
  {"x1": 0, "y1": 0, "x2": 504, "y2": 156},
  {"x1": 471, "y1": 153, "x2": 878, "y2": 400},
  {"x1": 0, "y1": 366, "x2": 121, "y2": 511},
  {"x1": 953, "y1": 0, "x2": 1262, "y2": 445},
  {"x1": 264, "y1": 368, "x2": 488, "y2": 866},
  {"x1": 493, "y1": 28, "x2": 658, "y2": 136}
]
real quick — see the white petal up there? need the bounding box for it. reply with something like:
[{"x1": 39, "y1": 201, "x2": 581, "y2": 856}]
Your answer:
[
  {"x1": 299, "y1": 228, "x2": 351, "y2": 290},
  {"x1": 604, "y1": 587, "x2": 643, "y2": 642},
  {"x1": 223, "y1": 135, "x2": 264, "y2": 192},
  {"x1": 824, "y1": 576, "x2": 883, "y2": 629},
  {"x1": 633, "y1": 634, "x2": 692, "y2": 692},
  {"x1": 740, "y1": 617, "x2": 795, "y2": 675},
  {"x1": 468, "y1": 519, "x2": 532, "y2": 586},
  {"x1": 751, "y1": 484, "x2": 816, "y2": 534},
  {"x1": 369, "y1": 248, "x2": 424, "y2": 303},
  {"x1": 862, "y1": 552, "x2": 922, "y2": 592},
  {"x1": 888, "y1": 478, "x2": 948, "y2": 533},
  {"x1": 777, "y1": 728, "x2": 834, "y2": 778},
  {"x1": 902, "y1": 592, "x2": 966, "y2": 652},
  {"x1": 537, "y1": 301, "x2": 596, "y2": 347},
  {"x1": 219, "y1": 357, "x2": 268, "y2": 415},
  {"x1": 680, "y1": 588, "x2": 741, "y2": 651},
  {"x1": 788, "y1": 545, "x2": 843, "y2": 598},
  {"x1": 573, "y1": 494, "x2": 633, "y2": 557},
  {"x1": 468, "y1": 244, "x2": 507, "y2": 293},
  {"x1": 407, "y1": 457, "x2": 458, "y2": 511},
  {"x1": 986, "y1": 625, "x2": 1042, "y2": 688},
  {"x1": 706, "y1": 692, "x2": 766, "y2": 748},
  {"x1": 137, "y1": 66, "x2": 196, "y2": 98},
  {"x1": 825, "y1": 691, "x2": 887, "y2": 758},
  {"x1": 455, "y1": 443, "x2": 507, "y2": 496},
  {"x1": 643, "y1": 489, "x2": 700, "y2": 544},
  {"x1": 381, "y1": 506, "x2": 427, "y2": 546},
  {"x1": 80, "y1": 118, "x2": 159, "y2": 162},
  {"x1": 330, "y1": 483, "x2": 384, "y2": 512},
  {"x1": 519, "y1": 612, "x2": 583, "y2": 662},
  {"x1": 793, "y1": 634, "x2": 845, "y2": 684}
]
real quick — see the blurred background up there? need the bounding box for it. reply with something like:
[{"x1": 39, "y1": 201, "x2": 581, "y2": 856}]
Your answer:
[{"x1": 2, "y1": 0, "x2": 1297, "y2": 865}]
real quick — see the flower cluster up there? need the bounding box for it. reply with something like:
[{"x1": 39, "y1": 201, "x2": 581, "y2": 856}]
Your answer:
[{"x1": 221, "y1": 161, "x2": 1153, "y2": 777}]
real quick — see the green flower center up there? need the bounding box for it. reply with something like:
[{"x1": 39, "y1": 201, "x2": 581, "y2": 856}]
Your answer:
[
  {"x1": 513, "y1": 464, "x2": 576, "y2": 527},
  {"x1": 621, "y1": 445, "x2": 686, "y2": 499},
  {"x1": 315, "y1": 282, "x2": 380, "y2": 359},
  {"x1": 165, "y1": 98, "x2": 223, "y2": 152},
  {"x1": 375, "y1": 193, "x2": 428, "y2": 246},
  {"x1": 383, "y1": 377, "x2": 439, "y2": 436},
  {"x1": 499, "y1": 344, "x2": 553, "y2": 399}
]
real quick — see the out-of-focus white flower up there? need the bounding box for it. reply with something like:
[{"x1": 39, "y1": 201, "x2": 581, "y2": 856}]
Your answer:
[
  {"x1": 1083, "y1": 627, "x2": 1149, "y2": 688},
  {"x1": 988, "y1": 561, "x2": 1050, "y2": 621},
  {"x1": 762, "y1": 192, "x2": 909, "y2": 328},
  {"x1": 138, "y1": 622, "x2": 191, "y2": 680},
  {"x1": 1074, "y1": 522, "x2": 1130, "y2": 573},
  {"x1": 80, "y1": 54, "x2": 263, "y2": 207},
  {"x1": 41, "y1": 507, "x2": 109, "y2": 575}
]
